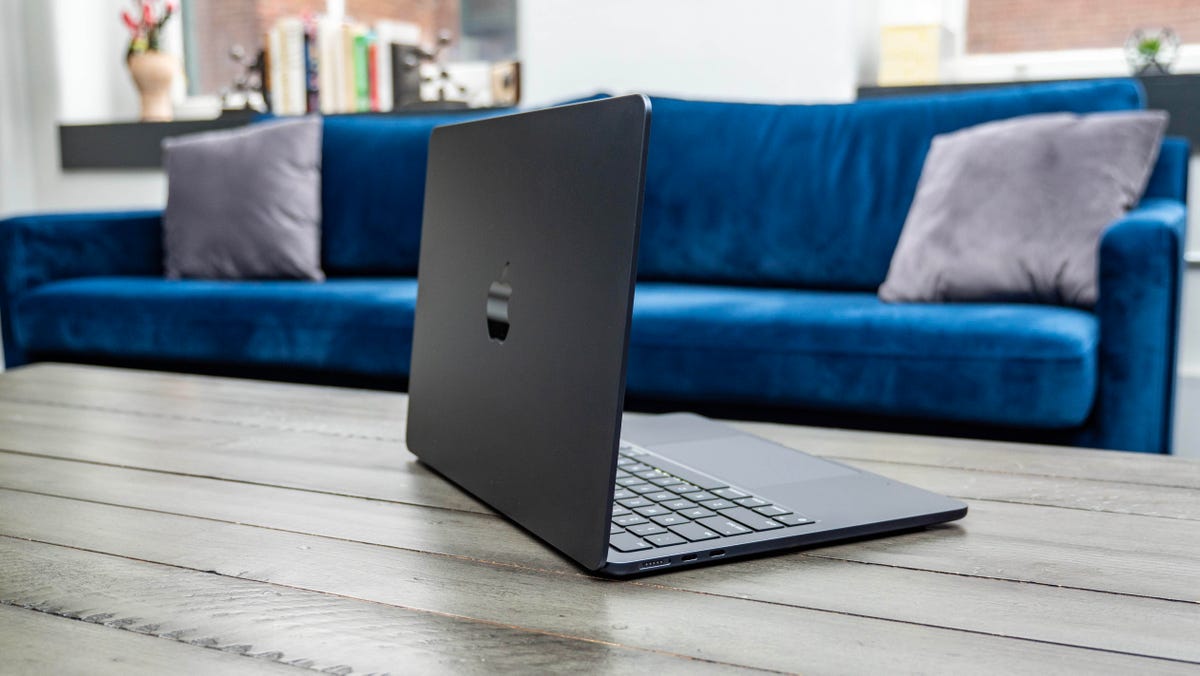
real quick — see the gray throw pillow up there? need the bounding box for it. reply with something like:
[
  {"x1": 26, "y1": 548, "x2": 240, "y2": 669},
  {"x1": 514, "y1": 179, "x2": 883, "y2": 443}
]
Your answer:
[
  {"x1": 878, "y1": 111, "x2": 1167, "y2": 307},
  {"x1": 163, "y1": 116, "x2": 324, "y2": 280}
]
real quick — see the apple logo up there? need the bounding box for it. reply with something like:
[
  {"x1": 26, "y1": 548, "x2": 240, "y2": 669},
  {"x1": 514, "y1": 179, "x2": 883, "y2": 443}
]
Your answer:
[{"x1": 486, "y1": 262, "x2": 512, "y2": 343}]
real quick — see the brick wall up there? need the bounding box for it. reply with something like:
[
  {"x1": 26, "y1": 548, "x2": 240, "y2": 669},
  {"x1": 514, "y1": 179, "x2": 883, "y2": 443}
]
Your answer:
[
  {"x1": 188, "y1": 0, "x2": 459, "y2": 96},
  {"x1": 967, "y1": 0, "x2": 1200, "y2": 53}
]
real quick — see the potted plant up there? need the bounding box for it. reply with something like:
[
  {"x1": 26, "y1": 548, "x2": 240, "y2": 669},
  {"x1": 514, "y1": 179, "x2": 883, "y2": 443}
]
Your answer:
[{"x1": 122, "y1": 0, "x2": 178, "y2": 121}]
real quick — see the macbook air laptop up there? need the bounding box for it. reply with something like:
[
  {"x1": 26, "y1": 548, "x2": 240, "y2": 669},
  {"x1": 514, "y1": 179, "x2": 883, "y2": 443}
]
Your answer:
[{"x1": 407, "y1": 94, "x2": 967, "y2": 576}]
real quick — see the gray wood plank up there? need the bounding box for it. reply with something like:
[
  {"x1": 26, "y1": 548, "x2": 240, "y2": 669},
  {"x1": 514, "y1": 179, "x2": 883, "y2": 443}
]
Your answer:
[
  {"x1": 4, "y1": 403, "x2": 1200, "y2": 601},
  {"x1": 846, "y1": 458, "x2": 1200, "y2": 521},
  {"x1": 6, "y1": 390, "x2": 1200, "y2": 524},
  {"x1": 11, "y1": 362, "x2": 1200, "y2": 490},
  {"x1": 3, "y1": 453, "x2": 1200, "y2": 663},
  {"x1": 0, "y1": 363, "x2": 405, "y2": 441},
  {"x1": 0, "y1": 489, "x2": 1190, "y2": 675},
  {"x1": 1, "y1": 539, "x2": 741, "y2": 675},
  {"x1": 731, "y1": 420, "x2": 1200, "y2": 489},
  {"x1": 0, "y1": 604, "x2": 305, "y2": 675}
]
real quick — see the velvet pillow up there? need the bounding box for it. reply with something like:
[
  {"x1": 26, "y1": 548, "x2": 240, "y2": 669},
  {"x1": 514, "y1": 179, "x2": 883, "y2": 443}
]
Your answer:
[
  {"x1": 162, "y1": 116, "x2": 324, "y2": 280},
  {"x1": 878, "y1": 111, "x2": 1167, "y2": 307}
]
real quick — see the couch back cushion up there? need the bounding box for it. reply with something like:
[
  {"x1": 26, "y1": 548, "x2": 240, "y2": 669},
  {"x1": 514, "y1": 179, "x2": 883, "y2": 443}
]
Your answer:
[
  {"x1": 640, "y1": 80, "x2": 1146, "y2": 290},
  {"x1": 321, "y1": 112, "x2": 501, "y2": 275}
]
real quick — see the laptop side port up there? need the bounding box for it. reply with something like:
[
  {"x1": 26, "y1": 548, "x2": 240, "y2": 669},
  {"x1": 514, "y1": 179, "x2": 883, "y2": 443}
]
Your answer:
[
  {"x1": 709, "y1": 549, "x2": 725, "y2": 558},
  {"x1": 639, "y1": 558, "x2": 671, "y2": 570},
  {"x1": 681, "y1": 553, "x2": 698, "y2": 562}
]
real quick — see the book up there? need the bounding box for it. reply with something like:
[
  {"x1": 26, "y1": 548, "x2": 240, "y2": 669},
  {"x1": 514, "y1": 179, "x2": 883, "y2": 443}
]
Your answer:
[
  {"x1": 341, "y1": 23, "x2": 358, "y2": 113},
  {"x1": 267, "y1": 26, "x2": 285, "y2": 113},
  {"x1": 372, "y1": 20, "x2": 418, "y2": 113},
  {"x1": 303, "y1": 19, "x2": 320, "y2": 113},
  {"x1": 353, "y1": 31, "x2": 369, "y2": 112},
  {"x1": 316, "y1": 16, "x2": 341, "y2": 114},
  {"x1": 279, "y1": 17, "x2": 306, "y2": 115},
  {"x1": 367, "y1": 37, "x2": 379, "y2": 112}
]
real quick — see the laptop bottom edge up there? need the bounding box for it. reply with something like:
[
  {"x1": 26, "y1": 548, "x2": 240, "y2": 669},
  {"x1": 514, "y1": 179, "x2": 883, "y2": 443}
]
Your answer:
[{"x1": 597, "y1": 505, "x2": 967, "y2": 578}]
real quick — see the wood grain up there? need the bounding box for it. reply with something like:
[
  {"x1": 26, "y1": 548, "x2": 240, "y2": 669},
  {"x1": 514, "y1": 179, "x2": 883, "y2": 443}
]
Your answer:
[
  {"x1": 2, "y1": 453, "x2": 1199, "y2": 663},
  {"x1": 5, "y1": 363, "x2": 1200, "y2": 673},
  {"x1": 0, "y1": 604, "x2": 306, "y2": 675},
  {"x1": 1, "y1": 489, "x2": 1193, "y2": 674},
  {"x1": 1, "y1": 538, "x2": 740, "y2": 675}
]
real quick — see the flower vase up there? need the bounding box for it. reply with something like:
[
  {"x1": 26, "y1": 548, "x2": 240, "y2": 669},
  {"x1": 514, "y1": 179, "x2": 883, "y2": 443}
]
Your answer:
[{"x1": 127, "y1": 51, "x2": 178, "y2": 121}]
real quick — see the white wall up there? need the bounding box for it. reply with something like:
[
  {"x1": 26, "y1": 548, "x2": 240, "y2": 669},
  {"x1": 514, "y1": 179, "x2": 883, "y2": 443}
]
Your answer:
[
  {"x1": 517, "y1": 0, "x2": 862, "y2": 106},
  {"x1": 0, "y1": 0, "x2": 169, "y2": 220}
]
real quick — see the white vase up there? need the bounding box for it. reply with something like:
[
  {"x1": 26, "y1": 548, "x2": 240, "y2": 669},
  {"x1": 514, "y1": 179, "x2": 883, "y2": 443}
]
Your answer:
[{"x1": 127, "y1": 51, "x2": 178, "y2": 121}]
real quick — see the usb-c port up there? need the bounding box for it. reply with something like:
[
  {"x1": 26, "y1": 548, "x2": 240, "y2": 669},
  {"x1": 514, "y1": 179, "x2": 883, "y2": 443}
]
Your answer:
[
  {"x1": 709, "y1": 549, "x2": 725, "y2": 558},
  {"x1": 681, "y1": 554, "x2": 698, "y2": 562}
]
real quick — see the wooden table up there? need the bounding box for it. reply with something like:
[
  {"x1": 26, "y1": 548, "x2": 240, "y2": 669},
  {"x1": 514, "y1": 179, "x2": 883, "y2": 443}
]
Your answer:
[{"x1": 1, "y1": 363, "x2": 1198, "y2": 674}]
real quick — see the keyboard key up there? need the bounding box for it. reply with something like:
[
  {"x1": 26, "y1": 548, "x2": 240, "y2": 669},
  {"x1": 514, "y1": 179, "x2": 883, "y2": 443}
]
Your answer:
[
  {"x1": 687, "y1": 490, "x2": 718, "y2": 502},
  {"x1": 651, "y1": 513, "x2": 690, "y2": 526},
  {"x1": 650, "y1": 476, "x2": 684, "y2": 487},
  {"x1": 699, "y1": 499, "x2": 737, "y2": 511},
  {"x1": 627, "y1": 483, "x2": 659, "y2": 495},
  {"x1": 721, "y1": 506, "x2": 784, "y2": 531},
  {"x1": 643, "y1": 456, "x2": 729, "y2": 490},
  {"x1": 617, "y1": 457, "x2": 636, "y2": 467},
  {"x1": 774, "y1": 513, "x2": 815, "y2": 526},
  {"x1": 646, "y1": 532, "x2": 688, "y2": 547},
  {"x1": 754, "y1": 505, "x2": 791, "y2": 517},
  {"x1": 669, "y1": 522, "x2": 720, "y2": 542},
  {"x1": 671, "y1": 483, "x2": 702, "y2": 494},
  {"x1": 697, "y1": 515, "x2": 753, "y2": 536},
  {"x1": 613, "y1": 514, "x2": 648, "y2": 527},
  {"x1": 619, "y1": 497, "x2": 653, "y2": 509},
  {"x1": 735, "y1": 497, "x2": 769, "y2": 509},
  {"x1": 615, "y1": 469, "x2": 631, "y2": 478},
  {"x1": 610, "y1": 532, "x2": 653, "y2": 552},
  {"x1": 634, "y1": 505, "x2": 671, "y2": 517},
  {"x1": 610, "y1": 524, "x2": 623, "y2": 534},
  {"x1": 613, "y1": 489, "x2": 635, "y2": 501},
  {"x1": 662, "y1": 499, "x2": 697, "y2": 511},
  {"x1": 678, "y1": 507, "x2": 716, "y2": 519},
  {"x1": 635, "y1": 469, "x2": 662, "y2": 480},
  {"x1": 713, "y1": 488, "x2": 750, "y2": 500},
  {"x1": 611, "y1": 506, "x2": 632, "y2": 517},
  {"x1": 628, "y1": 522, "x2": 667, "y2": 536},
  {"x1": 616, "y1": 476, "x2": 645, "y2": 487},
  {"x1": 645, "y1": 490, "x2": 679, "y2": 503}
]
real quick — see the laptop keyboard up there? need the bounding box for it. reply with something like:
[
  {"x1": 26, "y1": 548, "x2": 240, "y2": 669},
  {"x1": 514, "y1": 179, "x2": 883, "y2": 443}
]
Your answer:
[{"x1": 609, "y1": 444, "x2": 815, "y2": 552}]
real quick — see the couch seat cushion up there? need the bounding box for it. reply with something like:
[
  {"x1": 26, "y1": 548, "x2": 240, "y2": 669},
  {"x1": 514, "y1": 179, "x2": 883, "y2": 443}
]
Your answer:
[
  {"x1": 628, "y1": 283, "x2": 1098, "y2": 428},
  {"x1": 14, "y1": 277, "x2": 418, "y2": 377}
]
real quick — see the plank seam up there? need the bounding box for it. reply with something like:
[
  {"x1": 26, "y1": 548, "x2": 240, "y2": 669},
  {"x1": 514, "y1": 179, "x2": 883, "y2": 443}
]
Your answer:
[
  {"x1": 0, "y1": 600, "x2": 319, "y2": 673},
  {"x1": 0, "y1": 538, "x2": 785, "y2": 675},
  {"x1": 4, "y1": 391, "x2": 1199, "y2": 492},
  {"x1": 4, "y1": 444, "x2": 1198, "y2": 526},
  {"x1": 6, "y1": 530, "x2": 1198, "y2": 668},
  {"x1": 4, "y1": 487, "x2": 1200, "y2": 658}
]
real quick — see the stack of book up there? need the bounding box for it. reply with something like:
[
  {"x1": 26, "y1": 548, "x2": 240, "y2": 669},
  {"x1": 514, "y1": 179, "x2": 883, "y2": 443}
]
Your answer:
[{"x1": 265, "y1": 16, "x2": 422, "y2": 115}]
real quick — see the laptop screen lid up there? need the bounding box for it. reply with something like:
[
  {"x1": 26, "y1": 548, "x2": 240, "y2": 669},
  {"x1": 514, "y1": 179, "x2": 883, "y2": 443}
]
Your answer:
[{"x1": 406, "y1": 95, "x2": 651, "y2": 570}]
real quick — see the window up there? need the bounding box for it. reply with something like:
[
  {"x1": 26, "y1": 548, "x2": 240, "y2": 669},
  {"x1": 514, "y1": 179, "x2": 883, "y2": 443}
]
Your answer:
[{"x1": 966, "y1": 0, "x2": 1198, "y2": 54}]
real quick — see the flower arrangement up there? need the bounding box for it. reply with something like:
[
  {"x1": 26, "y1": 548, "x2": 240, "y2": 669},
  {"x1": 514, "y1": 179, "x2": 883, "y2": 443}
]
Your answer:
[{"x1": 121, "y1": 0, "x2": 176, "y2": 59}]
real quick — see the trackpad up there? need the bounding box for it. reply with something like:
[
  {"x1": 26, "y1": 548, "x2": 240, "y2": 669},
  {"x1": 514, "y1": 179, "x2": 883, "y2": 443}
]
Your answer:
[{"x1": 652, "y1": 436, "x2": 856, "y2": 490}]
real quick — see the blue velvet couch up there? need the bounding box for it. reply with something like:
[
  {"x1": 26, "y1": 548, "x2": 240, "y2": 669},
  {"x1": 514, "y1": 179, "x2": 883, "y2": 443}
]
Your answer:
[{"x1": 0, "y1": 79, "x2": 1188, "y2": 453}]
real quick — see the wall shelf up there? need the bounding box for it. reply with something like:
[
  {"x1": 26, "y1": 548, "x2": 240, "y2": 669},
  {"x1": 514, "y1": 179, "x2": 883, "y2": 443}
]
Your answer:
[
  {"x1": 57, "y1": 103, "x2": 495, "y2": 171},
  {"x1": 857, "y1": 73, "x2": 1200, "y2": 154}
]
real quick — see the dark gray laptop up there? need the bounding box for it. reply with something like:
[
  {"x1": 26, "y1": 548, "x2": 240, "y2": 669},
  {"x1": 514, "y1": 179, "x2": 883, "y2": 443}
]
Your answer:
[{"x1": 406, "y1": 94, "x2": 966, "y2": 576}]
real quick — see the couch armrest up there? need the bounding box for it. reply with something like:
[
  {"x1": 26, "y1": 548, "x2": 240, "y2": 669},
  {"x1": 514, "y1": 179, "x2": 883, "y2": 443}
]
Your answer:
[
  {"x1": 0, "y1": 210, "x2": 163, "y2": 367},
  {"x1": 1082, "y1": 198, "x2": 1186, "y2": 453}
]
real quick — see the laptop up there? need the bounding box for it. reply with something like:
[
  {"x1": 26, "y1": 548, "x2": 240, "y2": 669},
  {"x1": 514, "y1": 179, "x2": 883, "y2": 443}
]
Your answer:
[{"x1": 407, "y1": 94, "x2": 967, "y2": 576}]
